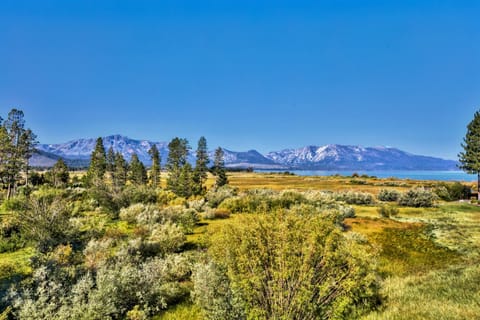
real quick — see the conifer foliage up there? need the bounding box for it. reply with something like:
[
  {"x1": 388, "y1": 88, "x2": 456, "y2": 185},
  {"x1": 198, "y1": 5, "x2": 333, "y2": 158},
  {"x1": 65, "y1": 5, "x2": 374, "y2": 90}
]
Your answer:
[
  {"x1": 213, "y1": 147, "x2": 228, "y2": 188},
  {"x1": 148, "y1": 144, "x2": 161, "y2": 188},
  {"x1": 193, "y1": 136, "x2": 209, "y2": 195},
  {"x1": 0, "y1": 109, "x2": 38, "y2": 198},
  {"x1": 86, "y1": 137, "x2": 106, "y2": 186},
  {"x1": 459, "y1": 110, "x2": 480, "y2": 199}
]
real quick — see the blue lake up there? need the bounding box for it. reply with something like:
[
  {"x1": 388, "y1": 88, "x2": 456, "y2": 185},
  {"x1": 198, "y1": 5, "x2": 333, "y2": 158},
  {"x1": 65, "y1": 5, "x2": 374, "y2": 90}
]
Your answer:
[{"x1": 256, "y1": 170, "x2": 476, "y2": 182}]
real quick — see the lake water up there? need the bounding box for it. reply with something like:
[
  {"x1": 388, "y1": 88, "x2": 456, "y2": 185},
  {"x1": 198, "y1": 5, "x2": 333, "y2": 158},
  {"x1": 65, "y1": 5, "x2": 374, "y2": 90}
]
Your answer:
[{"x1": 256, "y1": 170, "x2": 476, "y2": 182}]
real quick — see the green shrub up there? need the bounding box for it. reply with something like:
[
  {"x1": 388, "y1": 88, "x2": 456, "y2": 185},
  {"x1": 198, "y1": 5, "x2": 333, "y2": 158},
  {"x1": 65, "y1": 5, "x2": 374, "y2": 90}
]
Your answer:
[
  {"x1": 195, "y1": 212, "x2": 379, "y2": 319},
  {"x1": 205, "y1": 185, "x2": 237, "y2": 208},
  {"x1": 203, "y1": 208, "x2": 231, "y2": 220},
  {"x1": 335, "y1": 191, "x2": 375, "y2": 205},
  {"x1": 398, "y1": 189, "x2": 437, "y2": 208},
  {"x1": 434, "y1": 182, "x2": 471, "y2": 201},
  {"x1": 377, "y1": 205, "x2": 399, "y2": 218},
  {"x1": 377, "y1": 189, "x2": 401, "y2": 202},
  {"x1": 120, "y1": 185, "x2": 158, "y2": 206}
]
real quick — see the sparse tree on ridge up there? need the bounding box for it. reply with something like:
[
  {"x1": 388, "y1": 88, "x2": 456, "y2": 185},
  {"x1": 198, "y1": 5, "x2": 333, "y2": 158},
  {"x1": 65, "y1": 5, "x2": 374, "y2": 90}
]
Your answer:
[
  {"x1": 213, "y1": 147, "x2": 228, "y2": 188},
  {"x1": 86, "y1": 137, "x2": 106, "y2": 186},
  {"x1": 148, "y1": 144, "x2": 161, "y2": 188},
  {"x1": 193, "y1": 136, "x2": 209, "y2": 195},
  {"x1": 128, "y1": 153, "x2": 147, "y2": 185},
  {"x1": 459, "y1": 110, "x2": 480, "y2": 200}
]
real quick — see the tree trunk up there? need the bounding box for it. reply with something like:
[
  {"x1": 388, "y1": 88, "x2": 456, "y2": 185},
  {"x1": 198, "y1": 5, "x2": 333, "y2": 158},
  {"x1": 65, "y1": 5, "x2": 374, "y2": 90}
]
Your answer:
[
  {"x1": 477, "y1": 172, "x2": 480, "y2": 201},
  {"x1": 7, "y1": 183, "x2": 11, "y2": 200}
]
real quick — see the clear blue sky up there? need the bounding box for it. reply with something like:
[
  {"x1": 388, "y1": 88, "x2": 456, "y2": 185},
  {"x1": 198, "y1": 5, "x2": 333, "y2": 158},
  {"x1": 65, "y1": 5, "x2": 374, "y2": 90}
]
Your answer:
[{"x1": 1, "y1": 0, "x2": 479, "y2": 160}]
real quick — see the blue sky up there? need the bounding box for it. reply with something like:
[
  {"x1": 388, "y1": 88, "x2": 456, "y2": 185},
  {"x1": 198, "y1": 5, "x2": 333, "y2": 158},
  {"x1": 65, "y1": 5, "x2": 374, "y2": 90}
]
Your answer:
[{"x1": 1, "y1": 0, "x2": 479, "y2": 160}]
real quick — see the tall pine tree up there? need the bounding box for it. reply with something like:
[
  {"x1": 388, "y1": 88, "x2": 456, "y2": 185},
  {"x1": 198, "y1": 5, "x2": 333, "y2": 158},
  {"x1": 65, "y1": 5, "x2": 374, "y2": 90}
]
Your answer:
[
  {"x1": 113, "y1": 152, "x2": 128, "y2": 188},
  {"x1": 128, "y1": 153, "x2": 148, "y2": 185},
  {"x1": 459, "y1": 110, "x2": 480, "y2": 200},
  {"x1": 148, "y1": 144, "x2": 161, "y2": 188},
  {"x1": 86, "y1": 137, "x2": 106, "y2": 187},
  {"x1": 213, "y1": 147, "x2": 228, "y2": 188},
  {"x1": 1, "y1": 109, "x2": 37, "y2": 198},
  {"x1": 193, "y1": 136, "x2": 209, "y2": 195},
  {"x1": 166, "y1": 137, "x2": 193, "y2": 197},
  {"x1": 106, "y1": 146, "x2": 115, "y2": 184}
]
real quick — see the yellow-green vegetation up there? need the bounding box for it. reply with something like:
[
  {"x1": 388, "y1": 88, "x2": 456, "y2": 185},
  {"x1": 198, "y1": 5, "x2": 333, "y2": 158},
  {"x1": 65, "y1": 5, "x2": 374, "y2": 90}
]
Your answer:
[
  {"x1": 0, "y1": 247, "x2": 34, "y2": 280},
  {"x1": 225, "y1": 172, "x2": 435, "y2": 193},
  {"x1": 1, "y1": 171, "x2": 479, "y2": 319}
]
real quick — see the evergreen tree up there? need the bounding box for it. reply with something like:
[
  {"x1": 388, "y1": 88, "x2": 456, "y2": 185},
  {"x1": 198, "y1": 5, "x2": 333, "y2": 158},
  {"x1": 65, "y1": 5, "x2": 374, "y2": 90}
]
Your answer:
[
  {"x1": 86, "y1": 137, "x2": 106, "y2": 186},
  {"x1": 166, "y1": 137, "x2": 192, "y2": 196},
  {"x1": 213, "y1": 147, "x2": 228, "y2": 187},
  {"x1": 106, "y1": 146, "x2": 115, "y2": 183},
  {"x1": 193, "y1": 136, "x2": 209, "y2": 195},
  {"x1": 1, "y1": 109, "x2": 37, "y2": 198},
  {"x1": 113, "y1": 152, "x2": 128, "y2": 188},
  {"x1": 179, "y1": 163, "x2": 194, "y2": 198},
  {"x1": 459, "y1": 110, "x2": 480, "y2": 200},
  {"x1": 148, "y1": 144, "x2": 161, "y2": 188},
  {"x1": 46, "y1": 159, "x2": 69, "y2": 187},
  {"x1": 128, "y1": 153, "x2": 148, "y2": 185}
]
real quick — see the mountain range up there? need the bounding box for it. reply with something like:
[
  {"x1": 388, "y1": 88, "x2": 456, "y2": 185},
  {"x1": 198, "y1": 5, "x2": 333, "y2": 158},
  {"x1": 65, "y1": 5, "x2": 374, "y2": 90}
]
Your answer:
[{"x1": 31, "y1": 135, "x2": 458, "y2": 171}]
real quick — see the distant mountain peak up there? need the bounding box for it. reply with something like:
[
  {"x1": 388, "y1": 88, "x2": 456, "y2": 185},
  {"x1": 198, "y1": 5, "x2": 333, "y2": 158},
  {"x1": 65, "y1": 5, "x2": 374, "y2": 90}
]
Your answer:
[{"x1": 32, "y1": 136, "x2": 458, "y2": 170}]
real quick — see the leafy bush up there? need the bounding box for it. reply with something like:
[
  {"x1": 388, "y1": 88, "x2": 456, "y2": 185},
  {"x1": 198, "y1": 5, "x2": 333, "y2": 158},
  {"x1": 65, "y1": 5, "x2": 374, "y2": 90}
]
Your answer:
[
  {"x1": 434, "y1": 182, "x2": 471, "y2": 201},
  {"x1": 398, "y1": 189, "x2": 437, "y2": 208},
  {"x1": 119, "y1": 185, "x2": 158, "y2": 206},
  {"x1": 335, "y1": 191, "x2": 375, "y2": 205},
  {"x1": 377, "y1": 205, "x2": 399, "y2": 218},
  {"x1": 194, "y1": 212, "x2": 379, "y2": 319},
  {"x1": 192, "y1": 261, "x2": 245, "y2": 320},
  {"x1": 120, "y1": 204, "x2": 198, "y2": 234},
  {"x1": 202, "y1": 208, "x2": 231, "y2": 220},
  {"x1": 205, "y1": 186, "x2": 238, "y2": 208},
  {"x1": 9, "y1": 252, "x2": 191, "y2": 320},
  {"x1": 377, "y1": 189, "x2": 401, "y2": 202},
  {"x1": 15, "y1": 196, "x2": 78, "y2": 253}
]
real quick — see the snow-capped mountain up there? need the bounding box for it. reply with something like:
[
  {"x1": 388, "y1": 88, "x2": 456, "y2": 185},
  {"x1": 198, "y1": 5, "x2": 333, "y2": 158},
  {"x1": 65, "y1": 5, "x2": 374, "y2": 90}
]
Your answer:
[
  {"x1": 33, "y1": 135, "x2": 458, "y2": 170},
  {"x1": 266, "y1": 145, "x2": 457, "y2": 170},
  {"x1": 37, "y1": 135, "x2": 169, "y2": 164},
  {"x1": 219, "y1": 149, "x2": 285, "y2": 169}
]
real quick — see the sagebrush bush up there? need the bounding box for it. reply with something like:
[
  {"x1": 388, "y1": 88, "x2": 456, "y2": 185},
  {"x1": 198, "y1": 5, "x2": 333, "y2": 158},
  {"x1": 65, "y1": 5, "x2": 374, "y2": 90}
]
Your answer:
[
  {"x1": 335, "y1": 191, "x2": 375, "y2": 205},
  {"x1": 377, "y1": 205, "x2": 399, "y2": 218},
  {"x1": 205, "y1": 185, "x2": 238, "y2": 208},
  {"x1": 203, "y1": 207, "x2": 231, "y2": 220},
  {"x1": 120, "y1": 203, "x2": 199, "y2": 234},
  {"x1": 377, "y1": 189, "x2": 401, "y2": 202},
  {"x1": 398, "y1": 189, "x2": 437, "y2": 207}
]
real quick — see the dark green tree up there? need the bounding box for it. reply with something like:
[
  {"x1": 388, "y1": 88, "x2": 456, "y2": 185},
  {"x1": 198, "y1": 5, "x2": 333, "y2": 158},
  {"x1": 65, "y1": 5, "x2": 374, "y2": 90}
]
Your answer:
[
  {"x1": 459, "y1": 110, "x2": 480, "y2": 200},
  {"x1": 128, "y1": 153, "x2": 148, "y2": 185},
  {"x1": 193, "y1": 136, "x2": 209, "y2": 195},
  {"x1": 1, "y1": 109, "x2": 38, "y2": 198},
  {"x1": 86, "y1": 137, "x2": 106, "y2": 186},
  {"x1": 148, "y1": 144, "x2": 161, "y2": 188},
  {"x1": 106, "y1": 146, "x2": 115, "y2": 183},
  {"x1": 46, "y1": 159, "x2": 69, "y2": 187},
  {"x1": 113, "y1": 152, "x2": 128, "y2": 188},
  {"x1": 179, "y1": 163, "x2": 194, "y2": 198},
  {"x1": 166, "y1": 137, "x2": 192, "y2": 196},
  {"x1": 213, "y1": 147, "x2": 228, "y2": 187}
]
